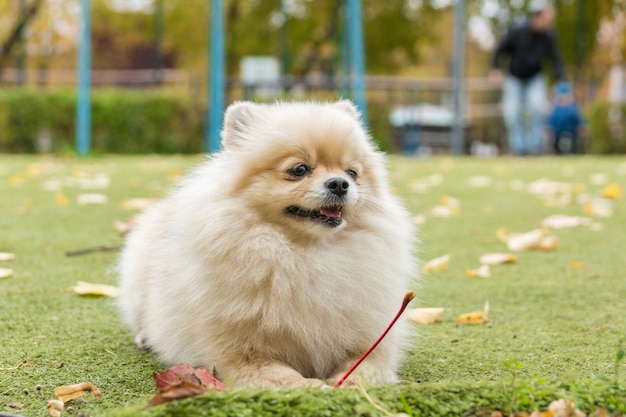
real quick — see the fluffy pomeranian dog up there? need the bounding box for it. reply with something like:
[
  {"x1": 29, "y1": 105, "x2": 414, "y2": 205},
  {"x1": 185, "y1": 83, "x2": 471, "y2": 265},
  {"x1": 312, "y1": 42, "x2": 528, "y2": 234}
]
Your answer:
[{"x1": 117, "y1": 100, "x2": 417, "y2": 388}]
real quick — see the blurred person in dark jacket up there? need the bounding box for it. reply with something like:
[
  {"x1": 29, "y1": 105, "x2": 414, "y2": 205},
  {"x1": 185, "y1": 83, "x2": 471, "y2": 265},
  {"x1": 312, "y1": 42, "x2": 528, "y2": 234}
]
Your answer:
[
  {"x1": 489, "y1": 0, "x2": 565, "y2": 155},
  {"x1": 547, "y1": 81, "x2": 583, "y2": 155}
]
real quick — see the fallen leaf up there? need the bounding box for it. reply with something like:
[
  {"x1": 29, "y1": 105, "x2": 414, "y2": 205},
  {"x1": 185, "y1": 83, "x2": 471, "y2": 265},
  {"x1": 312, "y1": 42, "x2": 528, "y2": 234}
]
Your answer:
[
  {"x1": 405, "y1": 307, "x2": 446, "y2": 325},
  {"x1": 113, "y1": 218, "x2": 135, "y2": 235},
  {"x1": 456, "y1": 301, "x2": 489, "y2": 326},
  {"x1": 0, "y1": 252, "x2": 15, "y2": 261},
  {"x1": 423, "y1": 254, "x2": 450, "y2": 272},
  {"x1": 548, "y1": 398, "x2": 586, "y2": 417},
  {"x1": 479, "y1": 253, "x2": 517, "y2": 265},
  {"x1": 590, "y1": 173, "x2": 608, "y2": 185},
  {"x1": 428, "y1": 205, "x2": 459, "y2": 218},
  {"x1": 54, "y1": 382, "x2": 103, "y2": 403},
  {"x1": 466, "y1": 264, "x2": 490, "y2": 278},
  {"x1": 468, "y1": 175, "x2": 492, "y2": 188},
  {"x1": 536, "y1": 235, "x2": 558, "y2": 251},
  {"x1": 0, "y1": 268, "x2": 13, "y2": 279},
  {"x1": 506, "y1": 228, "x2": 545, "y2": 251},
  {"x1": 439, "y1": 195, "x2": 460, "y2": 208},
  {"x1": 542, "y1": 215, "x2": 591, "y2": 229},
  {"x1": 122, "y1": 198, "x2": 155, "y2": 211},
  {"x1": 145, "y1": 379, "x2": 208, "y2": 409},
  {"x1": 77, "y1": 193, "x2": 108, "y2": 205},
  {"x1": 602, "y1": 182, "x2": 622, "y2": 200},
  {"x1": 72, "y1": 281, "x2": 121, "y2": 298},
  {"x1": 8, "y1": 402, "x2": 24, "y2": 409},
  {"x1": 146, "y1": 364, "x2": 224, "y2": 408},
  {"x1": 47, "y1": 399, "x2": 64, "y2": 417},
  {"x1": 583, "y1": 199, "x2": 614, "y2": 217},
  {"x1": 55, "y1": 192, "x2": 69, "y2": 208},
  {"x1": 568, "y1": 261, "x2": 586, "y2": 269}
]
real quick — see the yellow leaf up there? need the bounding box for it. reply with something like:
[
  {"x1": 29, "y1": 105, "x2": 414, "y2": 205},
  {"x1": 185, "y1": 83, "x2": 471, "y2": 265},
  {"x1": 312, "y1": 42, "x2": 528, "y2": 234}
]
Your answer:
[
  {"x1": 456, "y1": 301, "x2": 489, "y2": 326},
  {"x1": 73, "y1": 281, "x2": 121, "y2": 298},
  {"x1": 0, "y1": 268, "x2": 13, "y2": 279},
  {"x1": 423, "y1": 254, "x2": 450, "y2": 272},
  {"x1": 603, "y1": 183, "x2": 622, "y2": 200},
  {"x1": 479, "y1": 253, "x2": 517, "y2": 265},
  {"x1": 54, "y1": 382, "x2": 103, "y2": 403},
  {"x1": 55, "y1": 192, "x2": 69, "y2": 208},
  {"x1": 439, "y1": 195, "x2": 460, "y2": 208},
  {"x1": 405, "y1": 307, "x2": 446, "y2": 325},
  {"x1": 568, "y1": 261, "x2": 586, "y2": 269},
  {"x1": 0, "y1": 252, "x2": 15, "y2": 261},
  {"x1": 466, "y1": 264, "x2": 490, "y2": 278}
]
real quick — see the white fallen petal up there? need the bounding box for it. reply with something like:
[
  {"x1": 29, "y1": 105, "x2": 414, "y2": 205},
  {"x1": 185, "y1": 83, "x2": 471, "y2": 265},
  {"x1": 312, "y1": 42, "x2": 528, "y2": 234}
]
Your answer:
[
  {"x1": 439, "y1": 195, "x2": 460, "y2": 208},
  {"x1": 479, "y1": 253, "x2": 517, "y2": 265},
  {"x1": 542, "y1": 214, "x2": 591, "y2": 229},
  {"x1": 536, "y1": 235, "x2": 558, "y2": 250},
  {"x1": 584, "y1": 198, "x2": 614, "y2": 217},
  {"x1": 122, "y1": 198, "x2": 155, "y2": 211},
  {"x1": 405, "y1": 307, "x2": 446, "y2": 325},
  {"x1": 506, "y1": 228, "x2": 545, "y2": 251},
  {"x1": 73, "y1": 281, "x2": 120, "y2": 297},
  {"x1": 589, "y1": 173, "x2": 608, "y2": 185},
  {"x1": 0, "y1": 268, "x2": 13, "y2": 279},
  {"x1": 0, "y1": 252, "x2": 15, "y2": 261},
  {"x1": 41, "y1": 179, "x2": 63, "y2": 191},
  {"x1": 428, "y1": 205, "x2": 459, "y2": 218},
  {"x1": 466, "y1": 264, "x2": 490, "y2": 278},
  {"x1": 411, "y1": 214, "x2": 426, "y2": 226},
  {"x1": 423, "y1": 254, "x2": 450, "y2": 272},
  {"x1": 467, "y1": 176, "x2": 492, "y2": 188},
  {"x1": 77, "y1": 193, "x2": 108, "y2": 205}
]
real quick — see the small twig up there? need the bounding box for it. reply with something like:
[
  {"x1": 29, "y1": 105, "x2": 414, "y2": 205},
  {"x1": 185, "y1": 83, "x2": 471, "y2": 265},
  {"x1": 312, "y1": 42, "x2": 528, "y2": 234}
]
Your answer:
[
  {"x1": 0, "y1": 361, "x2": 26, "y2": 371},
  {"x1": 65, "y1": 245, "x2": 122, "y2": 257}
]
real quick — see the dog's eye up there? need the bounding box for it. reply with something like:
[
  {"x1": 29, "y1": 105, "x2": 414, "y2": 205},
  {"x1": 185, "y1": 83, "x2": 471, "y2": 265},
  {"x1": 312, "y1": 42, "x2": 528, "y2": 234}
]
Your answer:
[
  {"x1": 289, "y1": 164, "x2": 310, "y2": 178},
  {"x1": 346, "y1": 169, "x2": 358, "y2": 180}
]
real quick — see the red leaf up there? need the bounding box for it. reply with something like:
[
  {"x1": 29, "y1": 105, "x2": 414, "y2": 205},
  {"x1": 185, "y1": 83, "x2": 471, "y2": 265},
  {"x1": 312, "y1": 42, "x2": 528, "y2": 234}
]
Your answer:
[
  {"x1": 144, "y1": 379, "x2": 208, "y2": 409},
  {"x1": 193, "y1": 367, "x2": 225, "y2": 391},
  {"x1": 146, "y1": 363, "x2": 224, "y2": 408}
]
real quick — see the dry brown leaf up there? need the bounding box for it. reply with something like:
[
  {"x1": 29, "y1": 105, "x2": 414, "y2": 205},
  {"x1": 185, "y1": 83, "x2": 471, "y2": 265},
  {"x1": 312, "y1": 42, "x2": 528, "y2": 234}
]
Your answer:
[
  {"x1": 479, "y1": 253, "x2": 517, "y2": 265},
  {"x1": 54, "y1": 382, "x2": 103, "y2": 403},
  {"x1": 542, "y1": 215, "x2": 591, "y2": 229},
  {"x1": 0, "y1": 268, "x2": 13, "y2": 279},
  {"x1": 47, "y1": 399, "x2": 64, "y2": 417},
  {"x1": 423, "y1": 254, "x2": 450, "y2": 272},
  {"x1": 73, "y1": 281, "x2": 121, "y2": 298},
  {"x1": 466, "y1": 264, "x2": 490, "y2": 278},
  {"x1": 0, "y1": 252, "x2": 15, "y2": 261},
  {"x1": 405, "y1": 307, "x2": 446, "y2": 325},
  {"x1": 8, "y1": 402, "x2": 25, "y2": 409}
]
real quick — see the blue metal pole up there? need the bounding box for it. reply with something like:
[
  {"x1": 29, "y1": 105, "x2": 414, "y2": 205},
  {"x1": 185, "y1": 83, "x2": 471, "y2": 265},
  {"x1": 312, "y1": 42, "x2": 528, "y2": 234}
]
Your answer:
[
  {"x1": 346, "y1": 0, "x2": 367, "y2": 122},
  {"x1": 76, "y1": 0, "x2": 91, "y2": 156},
  {"x1": 206, "y1": 0, "x2": 224, "y2": 153}
]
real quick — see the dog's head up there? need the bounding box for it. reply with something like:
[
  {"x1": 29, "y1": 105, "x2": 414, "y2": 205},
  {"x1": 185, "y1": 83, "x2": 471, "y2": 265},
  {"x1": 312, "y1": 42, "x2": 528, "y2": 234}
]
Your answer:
[{"x1": 219, "y1": 100, "x2": 388, "y2": 238}]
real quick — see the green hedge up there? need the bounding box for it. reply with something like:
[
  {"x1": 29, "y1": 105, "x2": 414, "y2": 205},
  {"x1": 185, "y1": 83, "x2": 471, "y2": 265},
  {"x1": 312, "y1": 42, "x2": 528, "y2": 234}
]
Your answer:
[
  {"x1": 0, "y1": 89, "x2": 204, "y2": 153},
  {"x1": 586, "y1": 101, "x2": 626, "y2": 154}
]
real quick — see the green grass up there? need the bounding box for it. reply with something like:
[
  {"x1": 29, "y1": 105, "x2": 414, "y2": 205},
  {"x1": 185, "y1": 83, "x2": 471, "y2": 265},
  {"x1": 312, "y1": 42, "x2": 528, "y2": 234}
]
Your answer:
[{"x1": 1, "y1": 155, "x2": 625, "y2": 416}]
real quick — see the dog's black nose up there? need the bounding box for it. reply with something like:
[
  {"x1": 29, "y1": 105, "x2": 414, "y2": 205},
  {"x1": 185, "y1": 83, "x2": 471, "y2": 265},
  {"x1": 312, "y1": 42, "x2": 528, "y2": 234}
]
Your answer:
[{"x1": 325, "y1": 178, "x2": 349, "y2": 197}]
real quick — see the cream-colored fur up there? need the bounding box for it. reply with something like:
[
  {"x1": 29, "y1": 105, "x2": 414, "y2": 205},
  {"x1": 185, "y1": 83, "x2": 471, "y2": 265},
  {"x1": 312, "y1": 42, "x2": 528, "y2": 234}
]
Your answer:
[{"x1": 117, "y1": 100, "x2": 417, "y2": 388}]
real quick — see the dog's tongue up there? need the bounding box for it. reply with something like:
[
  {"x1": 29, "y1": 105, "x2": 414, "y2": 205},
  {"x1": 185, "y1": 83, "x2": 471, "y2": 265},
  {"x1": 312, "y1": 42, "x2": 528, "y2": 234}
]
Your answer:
[{"x1": 320, "y1": 206, "x2": 342, "y2": 219}]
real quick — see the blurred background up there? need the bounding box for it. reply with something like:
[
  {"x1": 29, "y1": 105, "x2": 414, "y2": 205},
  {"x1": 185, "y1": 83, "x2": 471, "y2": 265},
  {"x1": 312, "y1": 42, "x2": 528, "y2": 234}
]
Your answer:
[{"x1": 0, "y1": 0, "x2": 625, "y2": 155}]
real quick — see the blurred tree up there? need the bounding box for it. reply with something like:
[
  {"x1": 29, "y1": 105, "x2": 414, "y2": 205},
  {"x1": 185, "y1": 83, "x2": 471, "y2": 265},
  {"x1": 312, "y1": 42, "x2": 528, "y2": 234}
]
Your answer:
[{"x1": 0, "y1": 0, "x2": 42, "y2": 77}]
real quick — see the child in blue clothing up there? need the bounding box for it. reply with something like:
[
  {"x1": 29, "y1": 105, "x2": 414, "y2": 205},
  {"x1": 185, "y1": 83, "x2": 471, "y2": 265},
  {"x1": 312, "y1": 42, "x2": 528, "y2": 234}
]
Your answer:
[{"x1": 546, "y1": 81, "x2": 584, "y2": 154}]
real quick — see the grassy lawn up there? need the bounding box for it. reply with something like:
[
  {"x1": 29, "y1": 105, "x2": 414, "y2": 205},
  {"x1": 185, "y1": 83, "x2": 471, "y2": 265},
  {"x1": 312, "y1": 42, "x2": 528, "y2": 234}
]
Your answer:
[{"x1": 1, "y1": 154, "x2": 625, "y2": 416}]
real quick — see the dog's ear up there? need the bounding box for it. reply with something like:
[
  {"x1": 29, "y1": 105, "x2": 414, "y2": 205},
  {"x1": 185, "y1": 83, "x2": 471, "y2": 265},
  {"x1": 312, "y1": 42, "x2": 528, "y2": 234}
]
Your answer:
[
  {"x1": 221, "y1": 101, "x2": 260, "y2": 148},
  {"x1": 333, "y1": 100, "x2": 362, "y2": 122}
]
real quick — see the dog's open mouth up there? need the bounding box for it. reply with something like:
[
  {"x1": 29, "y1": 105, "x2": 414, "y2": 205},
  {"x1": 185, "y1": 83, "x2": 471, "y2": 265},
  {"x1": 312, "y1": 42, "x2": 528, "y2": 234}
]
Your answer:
[{"x1": 285, "y1": 205, "x2": 343, "y2": 227}]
